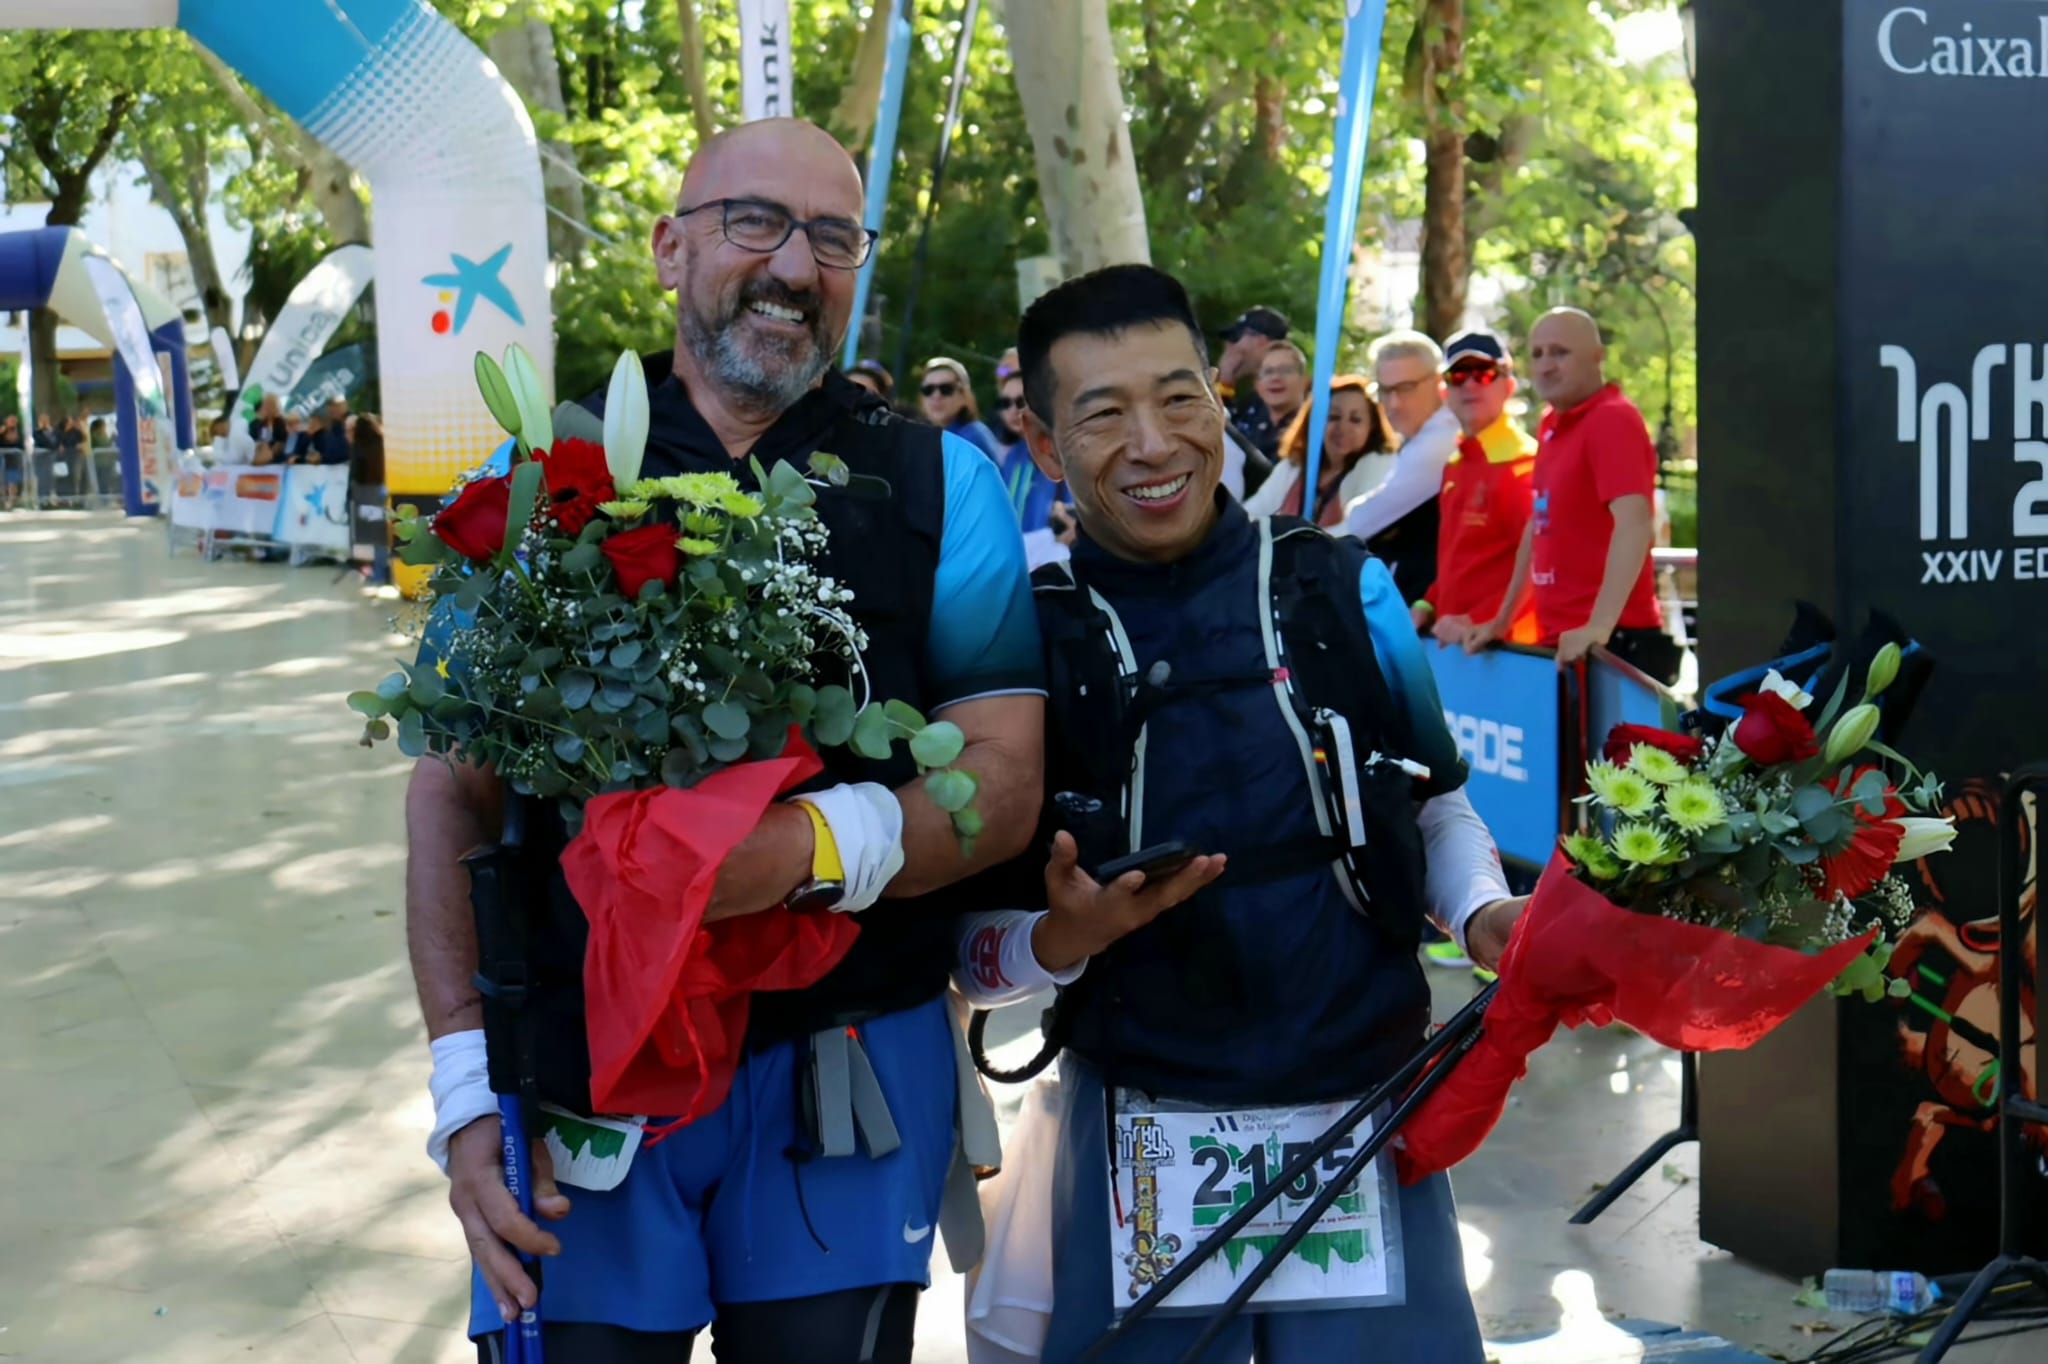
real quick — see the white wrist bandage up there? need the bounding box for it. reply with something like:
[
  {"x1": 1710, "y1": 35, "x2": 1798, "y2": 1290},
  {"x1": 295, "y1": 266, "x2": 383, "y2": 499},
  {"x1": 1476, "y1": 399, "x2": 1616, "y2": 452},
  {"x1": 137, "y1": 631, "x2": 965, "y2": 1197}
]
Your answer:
[
  {"x1": 427, "y1": 1029, "x2": 498, "y2": 1174},
  {"x1": 796, "y1": 782, "x2": 907, "y2": 913}
]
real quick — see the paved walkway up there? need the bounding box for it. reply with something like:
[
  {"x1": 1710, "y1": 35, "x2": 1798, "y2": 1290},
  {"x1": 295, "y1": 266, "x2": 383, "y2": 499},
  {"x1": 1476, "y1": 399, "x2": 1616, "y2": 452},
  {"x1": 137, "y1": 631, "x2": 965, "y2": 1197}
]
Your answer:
[{"x1": 0, "y1": 514, "x2": 2029, "y2": 1362}]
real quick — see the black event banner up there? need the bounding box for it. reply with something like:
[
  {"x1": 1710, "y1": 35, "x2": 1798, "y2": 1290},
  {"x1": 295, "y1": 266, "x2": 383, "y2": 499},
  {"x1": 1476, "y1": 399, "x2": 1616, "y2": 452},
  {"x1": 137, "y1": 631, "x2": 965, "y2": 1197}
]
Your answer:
[{"x1": 1837, "y1": 0, "x2": 2047, "y2": 1268}]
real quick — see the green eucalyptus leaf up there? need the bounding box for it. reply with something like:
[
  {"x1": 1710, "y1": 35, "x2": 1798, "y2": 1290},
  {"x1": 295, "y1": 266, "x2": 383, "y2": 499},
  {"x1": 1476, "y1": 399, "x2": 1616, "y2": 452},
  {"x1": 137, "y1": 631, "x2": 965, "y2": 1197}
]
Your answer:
[
  {"x1": 561, "y1": 542, "x2": 603, "y2": 576},
  {"x1": 560, "y1": 671, "x2": 597, "y2": 710},
  {"x1": 926, "y1": 767, "x2": 979, "y2": 814},
  {"x1": 611, "y1": 639, "x2": 644, "y2": 668},
  {"x1": 952, "y1": 807, "x2": 985, "y2": 839},
  {"x1": 883, "y1": 699, "x2": 928, "y2": 734},
  {"x1": 364, "y1": 718, "x2": 391, "y2": 742},
  {"x1": 346, "y1": 690, "x2": 388, "y2": 718},
  {"x1": 787, "y1": 683, "x2": 818, "y2": 723},
  {"x1": 553, "y1": 734, "x2": 587, "y2": 763},
  {"x1": 850, "y1": 704, "x2": 895, "y2": 762},
  {"x1": 704, "y1": 701, "x2": 753, "y2": 739},
  {"x1": 376, "y1": 671, "x2": 410, "y2": 703},
  {"x1": 396, "y1": 709, "x2": 427, "y2": 758},
  {"x1": 909, "y1": 721, "x2": 967, "y2": 769},
  {"x1": 662, "y1": 748, "x2": 702, "y2": 788},
  {"x1": 708, "y1": 735, "x2": 750, "y2": 763},
  {"x1": 814, "y1": 685, "x2": 857, "y2": 747}
]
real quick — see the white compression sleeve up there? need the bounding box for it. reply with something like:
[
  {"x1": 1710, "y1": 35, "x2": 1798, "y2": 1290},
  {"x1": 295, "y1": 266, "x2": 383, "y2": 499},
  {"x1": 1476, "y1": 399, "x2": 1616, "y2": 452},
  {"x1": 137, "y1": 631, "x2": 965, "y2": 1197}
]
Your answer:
[
  {"x1": 427, "y1": 1029, "x2": 498, "y2": 1174},
  {"x1": 1418, "y1": 788, "x2": 1513, "y2": 950},
  {"x1": 953, "y1": 910, "x2": 1087, "y2": 1008}
]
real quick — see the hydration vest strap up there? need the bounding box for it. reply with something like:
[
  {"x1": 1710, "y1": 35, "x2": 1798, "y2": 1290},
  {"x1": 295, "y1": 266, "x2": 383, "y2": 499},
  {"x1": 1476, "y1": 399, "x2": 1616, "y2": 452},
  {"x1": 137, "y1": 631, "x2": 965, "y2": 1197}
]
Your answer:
[
  {"x1": 806, "y1": 1025, "x2": 902, "y2": 1160},
  {"x1": 1212, "y1": 833, "x2": 1347, "y2": 888}
]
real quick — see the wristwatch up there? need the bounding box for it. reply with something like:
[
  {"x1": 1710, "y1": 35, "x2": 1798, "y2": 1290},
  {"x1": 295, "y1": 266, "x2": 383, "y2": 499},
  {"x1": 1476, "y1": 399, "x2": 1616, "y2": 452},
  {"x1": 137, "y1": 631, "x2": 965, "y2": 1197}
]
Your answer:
[{"x1": 784, "y1": 799, "x2": 847, "y2": 913}]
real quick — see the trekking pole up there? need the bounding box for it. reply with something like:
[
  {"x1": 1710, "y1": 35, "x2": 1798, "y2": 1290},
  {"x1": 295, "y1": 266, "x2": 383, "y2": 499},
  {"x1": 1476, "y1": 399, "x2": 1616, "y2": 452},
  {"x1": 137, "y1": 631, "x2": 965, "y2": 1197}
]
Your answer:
[
  {"x1": 1081, "y1": 980, "x2": 1496, "y2": 1359},
  {"x1": 1171, "y1": 1004, "x2": 1494, "y2": 1364},
  {"x1": 499, "y1": 1094, "x2": 546, "y2": 1364}
]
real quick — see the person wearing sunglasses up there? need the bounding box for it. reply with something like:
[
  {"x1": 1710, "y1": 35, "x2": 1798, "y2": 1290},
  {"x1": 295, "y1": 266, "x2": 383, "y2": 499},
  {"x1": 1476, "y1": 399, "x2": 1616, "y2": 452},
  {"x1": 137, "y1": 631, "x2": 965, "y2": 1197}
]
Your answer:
[
  {"x1": 1412, "y1": 331, "x2": 1539, "y2": 650},
  {"x1": 1242, "y1": 374, "x2": 1394, "y2": 526},
  {"x1": 919, "y1": 356, "x2": 1005, "y2": 461},
  {"x1": 1333, "y1": 331, "x2": 1454, "y2": 605},
  {"x1": 991, "y1": 359, "x2": 1073, "y2": 549}
]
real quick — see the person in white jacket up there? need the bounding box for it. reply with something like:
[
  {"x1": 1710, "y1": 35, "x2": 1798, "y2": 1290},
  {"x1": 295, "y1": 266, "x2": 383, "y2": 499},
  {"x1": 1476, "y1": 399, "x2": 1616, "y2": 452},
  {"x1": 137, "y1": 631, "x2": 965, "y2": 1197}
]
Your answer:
[{"x1": 1242, "y1": 373, "x2": 1395, "y2": 525}]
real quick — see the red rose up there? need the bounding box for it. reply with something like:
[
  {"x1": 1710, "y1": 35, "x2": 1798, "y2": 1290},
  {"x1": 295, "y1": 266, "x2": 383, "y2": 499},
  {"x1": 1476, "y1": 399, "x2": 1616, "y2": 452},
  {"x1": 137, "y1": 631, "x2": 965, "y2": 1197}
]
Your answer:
[
  {"x1": 1731, "y1": 692, "x2": 1820, "y2": 766},
  {"x1": 432, "y1": 472, "x2": 514, "y2": 561},
  {"x1": 539, "y1": 438, "x2": 616, "y2": 536},
  {"x1": 1602, "y1": 723, "x2": 1707, "y2": 768},
  {"x1": 1817, "y1": 765, "x2": 1905, "y2": 900},
  {"x1": 601, "y1": 523, "x2": 682, "y2": 599}
]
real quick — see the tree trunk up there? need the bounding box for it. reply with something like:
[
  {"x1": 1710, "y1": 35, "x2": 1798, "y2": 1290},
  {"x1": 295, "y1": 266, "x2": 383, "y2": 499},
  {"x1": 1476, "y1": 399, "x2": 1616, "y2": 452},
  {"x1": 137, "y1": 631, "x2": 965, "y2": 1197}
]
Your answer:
[
  {"x1": 1005, "y1": 0, "x2": 1149, "y2": 274},
  {"x1": 195, "y1": 45, "x2": 371, "y2": 244},
  {"x1": 1421, "y1": 126, "x2": 1467, "y2": 340},
  {"x1": 1215, "y1": 75, "x2": 1286, "y2": 213},
  {"x1": 831, "y1": 0, "x2": 896, "y2": 154},
  {"x1": 489, "y1": 10, "x2": 588, "y2": 261},
  {"x1": 136, "y1": 142, "x2": 234, "y2": 336},
  {"x1": 1411, "y1": 0, "x2": 1467, "y2": 340},
  {"x1": 672, "y1": 0, "x2": 718, "y2": 144}
]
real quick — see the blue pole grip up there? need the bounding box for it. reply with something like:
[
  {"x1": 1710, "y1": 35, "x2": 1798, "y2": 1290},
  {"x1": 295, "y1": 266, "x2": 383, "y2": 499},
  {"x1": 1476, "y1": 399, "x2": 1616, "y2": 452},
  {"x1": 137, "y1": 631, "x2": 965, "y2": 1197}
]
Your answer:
[{"x1": 499, "y1": 1095, "x2": 545, "y2": 1363}]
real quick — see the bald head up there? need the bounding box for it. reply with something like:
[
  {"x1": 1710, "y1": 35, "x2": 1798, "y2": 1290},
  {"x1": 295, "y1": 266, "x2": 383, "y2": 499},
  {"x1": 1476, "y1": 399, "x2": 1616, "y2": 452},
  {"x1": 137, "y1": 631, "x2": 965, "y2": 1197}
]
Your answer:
[
  {"x1": 1528, "y1": 308, "x2": 1607, "y2": 411},
  {"x1": 676, "y1": 119, "x2": 863, "y2": 213},
  {"x1": 653, "y1": 119, "x2": 868, "y2": 419}
]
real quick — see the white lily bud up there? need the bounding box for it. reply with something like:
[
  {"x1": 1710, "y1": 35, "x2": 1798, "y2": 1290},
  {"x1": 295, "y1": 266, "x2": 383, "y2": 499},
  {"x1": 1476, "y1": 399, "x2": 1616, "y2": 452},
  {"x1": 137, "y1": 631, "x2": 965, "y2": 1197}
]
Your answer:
[
  {"x1": 603, "y1": 351, "x2": 650, "y2": 488},
  {"x1": 1823, "y1": 703, "x2": 1881, "y2": 766},
  {"x1": 1891, "y1": 816, "x2": 1957, "y2": 862},
  {"x1": 503, "y1": 344, "x2": 553, "y2": 456},
  {"x1": 1864, "y1": 643, "x2": 1903, "y2": 700}
]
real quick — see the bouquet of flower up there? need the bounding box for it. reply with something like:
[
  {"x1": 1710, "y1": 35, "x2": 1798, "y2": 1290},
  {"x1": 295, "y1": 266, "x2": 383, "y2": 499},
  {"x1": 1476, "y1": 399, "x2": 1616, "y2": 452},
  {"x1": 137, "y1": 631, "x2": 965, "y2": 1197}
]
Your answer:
[
  {"x1": 1396, "y1": 643, "x2": 1957, "y2": 1183},
  {"x1": 351, "y1": 346, "x2": 978, "y2": 1120}
]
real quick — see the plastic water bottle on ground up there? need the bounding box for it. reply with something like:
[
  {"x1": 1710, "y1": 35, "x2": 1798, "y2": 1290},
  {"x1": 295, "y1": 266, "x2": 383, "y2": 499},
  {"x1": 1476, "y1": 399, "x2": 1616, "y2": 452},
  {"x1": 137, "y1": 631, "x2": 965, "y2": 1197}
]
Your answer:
[{"x1": 1822, "y1": 1269, "x2": 1940, "y2": 1315}]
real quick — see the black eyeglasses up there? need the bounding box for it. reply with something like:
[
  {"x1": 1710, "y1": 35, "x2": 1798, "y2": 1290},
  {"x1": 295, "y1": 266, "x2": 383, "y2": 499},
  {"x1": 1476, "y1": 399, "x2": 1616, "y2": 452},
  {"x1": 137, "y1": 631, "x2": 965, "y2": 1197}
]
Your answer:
[
  {"x1": 921, "y1": 381, "x2": 960, "y2": 398},
  {"x1": 996, "y1": 397, "x2": 1028, "y2": 411},
  {"x1": 673, "y1": 197, "x2": 878, "y2": 270}
]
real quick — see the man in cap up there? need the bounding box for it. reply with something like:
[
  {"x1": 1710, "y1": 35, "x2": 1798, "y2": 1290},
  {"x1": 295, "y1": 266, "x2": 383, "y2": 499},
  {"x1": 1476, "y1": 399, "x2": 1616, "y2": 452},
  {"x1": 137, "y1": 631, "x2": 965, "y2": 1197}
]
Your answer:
[
  {"x1": 1413, "y1": 330, "x2": 1538, "y2": 648},
  {"x1": 1215, "y1": 306, "x2": 1292, "y2": 462}
]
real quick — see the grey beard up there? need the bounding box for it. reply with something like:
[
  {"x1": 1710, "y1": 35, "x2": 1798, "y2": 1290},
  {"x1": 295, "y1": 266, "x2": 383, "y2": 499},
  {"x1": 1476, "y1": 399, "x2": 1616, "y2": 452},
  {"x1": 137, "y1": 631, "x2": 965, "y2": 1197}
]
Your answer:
[{"x1": 682, "y1": 297, "x2": 831, "y2": 414}]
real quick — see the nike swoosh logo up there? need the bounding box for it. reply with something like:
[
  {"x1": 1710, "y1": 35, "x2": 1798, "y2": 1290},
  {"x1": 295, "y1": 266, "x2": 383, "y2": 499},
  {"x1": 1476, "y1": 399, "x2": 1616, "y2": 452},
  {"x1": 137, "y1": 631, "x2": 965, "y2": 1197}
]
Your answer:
[{"x1": 902, "y1": 1221, "x2": 932, "y2": 1243}]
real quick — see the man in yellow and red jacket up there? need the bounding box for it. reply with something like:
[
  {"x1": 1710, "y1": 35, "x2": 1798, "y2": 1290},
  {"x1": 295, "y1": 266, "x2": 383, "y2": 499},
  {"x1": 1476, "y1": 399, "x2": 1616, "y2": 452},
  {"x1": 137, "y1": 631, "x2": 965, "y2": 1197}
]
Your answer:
[{"x1": 1411, "y1": 330, "x2": 1538, "y2": 647}]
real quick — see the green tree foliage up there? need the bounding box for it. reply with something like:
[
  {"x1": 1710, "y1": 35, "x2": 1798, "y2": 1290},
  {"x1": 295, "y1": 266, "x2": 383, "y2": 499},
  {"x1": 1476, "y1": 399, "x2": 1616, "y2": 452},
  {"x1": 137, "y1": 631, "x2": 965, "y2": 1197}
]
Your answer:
[{"x1": 0, "y1": 1, "x2": 1694, "y2": 444}]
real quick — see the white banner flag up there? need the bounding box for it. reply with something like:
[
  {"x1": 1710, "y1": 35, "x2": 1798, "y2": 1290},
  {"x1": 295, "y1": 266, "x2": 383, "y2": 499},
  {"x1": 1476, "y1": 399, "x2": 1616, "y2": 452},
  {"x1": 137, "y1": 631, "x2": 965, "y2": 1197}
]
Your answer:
[
  {"x1": 237, "y1": 242, "x2": 375, "y2": 427},
  {"x1": 739, "y1": 0, "x2": 793, "y2": 122},
  {"x1": 80, "y1": 253, "x2": 177, "y2": 508}
]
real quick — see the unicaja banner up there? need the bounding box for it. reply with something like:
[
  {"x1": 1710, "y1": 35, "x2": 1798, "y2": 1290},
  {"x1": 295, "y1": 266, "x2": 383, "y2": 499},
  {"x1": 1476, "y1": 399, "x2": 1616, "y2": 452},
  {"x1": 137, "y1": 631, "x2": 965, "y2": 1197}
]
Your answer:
[
  {"x1": 739, "y1": 0, "x2": 793, "y2": 121},
  {"x1": 237, "y1": 242, "x2": 373, "y2": 425},
  {"x1": 80, "y1": 252, "x2": 177, "y2": 512}
]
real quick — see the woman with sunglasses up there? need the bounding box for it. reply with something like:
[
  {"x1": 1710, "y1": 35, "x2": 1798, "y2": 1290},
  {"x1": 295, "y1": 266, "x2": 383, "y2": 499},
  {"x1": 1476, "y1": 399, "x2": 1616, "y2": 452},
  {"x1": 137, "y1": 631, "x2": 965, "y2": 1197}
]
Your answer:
[
  {"x1": 1243, "y1": 374, "x2": 1395, "y2": 526},
  {"x1": 989, "y1": 359, "x2": 1072, "y2": 538},
  {"x1": 918, "y1": 356, "x2": 1005, "y2": 461}
]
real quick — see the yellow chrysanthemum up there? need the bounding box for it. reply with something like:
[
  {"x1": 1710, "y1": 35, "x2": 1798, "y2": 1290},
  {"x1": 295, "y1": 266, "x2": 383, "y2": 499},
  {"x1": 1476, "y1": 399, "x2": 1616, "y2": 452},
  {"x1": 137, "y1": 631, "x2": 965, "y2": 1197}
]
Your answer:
[
  {"x1": 1611, "y1": 823, "x2": 1671, "y2": 866},
  {"x1": 1627, "y1": 743, "x2": 1689, "y2": 786},
  {"x1": 677, "y1": 537, "x2": 719, "y2": 556},
  {"x1": 718, "y1": 488, "x2": 765, "y2": 518},
  {"x1": 1585, "y1": 761, "x2": 1656, "y2": 817},
  {"x1": 1663, "y1": 779, "x2": 1727, "y2": 834},
  {"x1": 1564, "y1": 833, "x2": 1623, "y2": 881},
  {"x1": 598, "y1": 500, "x2": 651, "y2": 520}
]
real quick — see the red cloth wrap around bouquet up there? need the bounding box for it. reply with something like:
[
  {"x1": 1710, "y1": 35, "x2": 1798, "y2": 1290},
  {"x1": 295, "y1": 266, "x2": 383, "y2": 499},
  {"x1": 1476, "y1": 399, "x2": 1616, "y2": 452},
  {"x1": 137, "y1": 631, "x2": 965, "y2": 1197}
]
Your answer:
[
  {"x1": 561, "y1": 733, "x2": 862, "y2": 1120},
  {"x1": 1395, "y1": 854, "x2": 1876, "y2": 1184}
]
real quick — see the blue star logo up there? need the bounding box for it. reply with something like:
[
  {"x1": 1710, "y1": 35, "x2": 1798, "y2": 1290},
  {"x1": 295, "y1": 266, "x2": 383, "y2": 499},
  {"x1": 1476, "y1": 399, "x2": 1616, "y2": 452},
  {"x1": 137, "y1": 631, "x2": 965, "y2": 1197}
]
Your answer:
[
  {"x1": 303, "y1": 481, "x2": 331, "y2": 520},
  {"x1": 422, "y1": 244, "x2": 525, "y2": 333}
]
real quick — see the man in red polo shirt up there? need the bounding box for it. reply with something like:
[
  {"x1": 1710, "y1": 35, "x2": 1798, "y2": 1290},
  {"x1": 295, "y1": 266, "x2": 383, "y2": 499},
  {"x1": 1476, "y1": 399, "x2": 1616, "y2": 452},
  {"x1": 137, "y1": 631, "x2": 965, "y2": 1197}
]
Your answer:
[
  {"x1": 1467, "y1": 308, "x2": 1678, "y2": 683},
  {"x1": 1412, "y1": 330, "x2": 1538, "y2": 648}
]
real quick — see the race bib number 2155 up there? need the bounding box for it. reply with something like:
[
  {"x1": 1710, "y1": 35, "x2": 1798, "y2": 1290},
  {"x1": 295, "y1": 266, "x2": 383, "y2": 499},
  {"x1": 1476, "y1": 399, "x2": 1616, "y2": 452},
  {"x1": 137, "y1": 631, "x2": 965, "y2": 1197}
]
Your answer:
[{"x1": 1108, "y1": 1092, "x2": 1405, "y2": 1315}]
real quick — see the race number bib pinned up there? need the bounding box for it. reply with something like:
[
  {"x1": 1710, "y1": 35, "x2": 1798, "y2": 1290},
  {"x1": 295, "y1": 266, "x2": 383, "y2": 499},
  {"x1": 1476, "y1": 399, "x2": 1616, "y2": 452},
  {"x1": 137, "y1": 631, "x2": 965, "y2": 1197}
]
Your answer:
[{"x1": 1108, "y1": 1091, "x2": 1405, "y2": 1315}]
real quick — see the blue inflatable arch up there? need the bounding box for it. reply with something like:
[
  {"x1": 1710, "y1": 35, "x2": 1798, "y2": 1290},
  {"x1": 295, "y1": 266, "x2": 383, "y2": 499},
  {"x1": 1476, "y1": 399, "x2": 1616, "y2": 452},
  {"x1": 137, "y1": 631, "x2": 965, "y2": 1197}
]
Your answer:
[{"x1": 0, "y1": 0, "x2": 555, "y2": 513}]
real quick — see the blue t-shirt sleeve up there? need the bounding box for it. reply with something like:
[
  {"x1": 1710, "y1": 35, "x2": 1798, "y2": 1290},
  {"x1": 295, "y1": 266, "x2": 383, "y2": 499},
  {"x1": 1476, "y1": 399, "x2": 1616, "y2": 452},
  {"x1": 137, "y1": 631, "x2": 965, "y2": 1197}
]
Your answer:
[
  {"x1": 1357, "y1": 554, "x2": 1469, "y2": 795},
  {"x1": 927, "y1": 432, "x2": 1046, "y2": 708}
]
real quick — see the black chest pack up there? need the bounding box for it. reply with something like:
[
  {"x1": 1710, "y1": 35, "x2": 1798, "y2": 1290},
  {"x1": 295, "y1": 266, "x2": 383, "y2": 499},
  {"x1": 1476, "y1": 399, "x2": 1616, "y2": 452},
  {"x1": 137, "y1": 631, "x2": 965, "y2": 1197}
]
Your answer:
[{"x1": 972, "y1": 519, "x2": 1439, "y2": 1082}]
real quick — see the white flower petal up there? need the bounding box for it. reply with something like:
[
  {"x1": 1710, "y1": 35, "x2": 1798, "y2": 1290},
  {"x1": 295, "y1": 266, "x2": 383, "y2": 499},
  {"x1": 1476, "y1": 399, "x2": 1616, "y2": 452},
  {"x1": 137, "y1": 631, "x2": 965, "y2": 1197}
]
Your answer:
[{"x1": 1760, "y1": 668, "x2": 1815, "y2": 710}]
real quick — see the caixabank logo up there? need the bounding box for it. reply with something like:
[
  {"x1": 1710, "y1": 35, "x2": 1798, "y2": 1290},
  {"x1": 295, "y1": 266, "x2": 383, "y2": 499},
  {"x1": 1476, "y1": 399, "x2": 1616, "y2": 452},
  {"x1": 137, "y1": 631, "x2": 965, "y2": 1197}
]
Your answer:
[
  {"x1": 1877, "y1": 5, "x2": 2048, "y2": 78},
  {"x1": 1879, "y1": 343, "x2": 2048, "y2": 585},
  {"x1": 422, "y1": 244, "x2": 525, "y2": 336}
]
